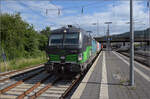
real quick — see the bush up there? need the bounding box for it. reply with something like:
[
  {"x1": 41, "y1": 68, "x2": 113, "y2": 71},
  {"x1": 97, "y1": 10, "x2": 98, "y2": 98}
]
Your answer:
[{"x1": 0, "y1": 13, "x2": 51, "y2": 72}]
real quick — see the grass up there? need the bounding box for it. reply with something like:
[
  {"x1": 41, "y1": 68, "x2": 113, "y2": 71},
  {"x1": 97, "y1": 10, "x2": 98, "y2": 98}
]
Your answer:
[
  {"x1": 119, "y1": 77, "x2": 129, "y2": 86},
  {"x1": 120, "y1": 79, "x2": 127, "y2": 84},
  {"x1": 0, "y1": 55, "x2": 47, "y2": 72},
  {"x1": 130, "y1": 86, "x2": 136, "y2": 90}
]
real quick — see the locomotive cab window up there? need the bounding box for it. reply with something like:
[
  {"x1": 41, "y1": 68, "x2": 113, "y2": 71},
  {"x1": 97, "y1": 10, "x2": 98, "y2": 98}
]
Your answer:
[
  {"x1": 64, "y1": 33, "x2": 79, "y2": 45},
  {"x1": 49, "y1": 34, "x2": 63, "y2": 45}
]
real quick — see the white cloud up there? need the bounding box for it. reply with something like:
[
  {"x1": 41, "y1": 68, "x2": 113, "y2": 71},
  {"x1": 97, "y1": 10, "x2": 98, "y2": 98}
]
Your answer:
[
  {"x1": 1, "y1": 1, "x2": 149, "y2": 36},
  {"x1": 1, "y1": 1, "x2": 25, "y2": 13},
  {"x1": 21, "y1": 1, "x2": 62, "y2": 17},
  {"x1": 48, "y1": 1, "x2": 148, "y2": 35},
  {"x1": 62, "y1": 9, "x2": 78, "y2": 15}
]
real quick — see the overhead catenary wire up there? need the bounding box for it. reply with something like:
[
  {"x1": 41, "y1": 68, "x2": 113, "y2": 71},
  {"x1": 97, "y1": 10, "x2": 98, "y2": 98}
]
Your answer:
[
  {"x1": 45, "y1": 0, "x2": 149, "y2": 35},
  {"x1": 46, "y1": 1, "x2": 101, "y2": 15}
]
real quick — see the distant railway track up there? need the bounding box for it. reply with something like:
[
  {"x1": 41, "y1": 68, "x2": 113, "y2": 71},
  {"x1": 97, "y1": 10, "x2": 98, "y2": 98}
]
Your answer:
[
  {"x1": 117, "y1": 51, "x2": 150, "y2": 67},
  {"x1": 0, "y1": 64, "x2": 44, "y2": 83},
  {"x1": 0, "y1": 64, "x2": 44, "y2": 77},
  {"x1": 0, "y1": 68, "x2": 46, "y2": 98},
  {"x1": 134, "y1": 51, "x2": 150, "y2": 58}
]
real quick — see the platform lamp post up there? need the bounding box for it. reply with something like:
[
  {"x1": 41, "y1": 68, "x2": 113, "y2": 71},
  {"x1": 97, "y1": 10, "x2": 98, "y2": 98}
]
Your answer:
[
  {"x1": 105, "y1": 22, "x2": 112, "y2": 51},
  {"x1": 92, "y1": 23, "x2": 97, "y2": 37},
  {"x1": 129, "y1": 0, "x2": 134, "y2": 86},
  {"x1": 126, "y1": 0, "x2": 135, "y2": 86},
  {"x1": 147, "y1": 0, "x2": 150, "y2": 66},
  {"x1": 92, "y1": 19, "x2": 99, "y2": 35},
  {"x1": 87, "y1": 31, "x2": 92, "y2": 38},
  {"x1": 74, "y1": 24, "x2": 81, "y2": 29},
  {"x1": 147, "y1": 0, "x2": 150, "y2": 51}
]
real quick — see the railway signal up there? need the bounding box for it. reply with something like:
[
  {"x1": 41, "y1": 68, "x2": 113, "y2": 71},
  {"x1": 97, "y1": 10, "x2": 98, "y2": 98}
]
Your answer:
[{"x1": 1, "y1": 48, "x2": 7, "y2": 71}]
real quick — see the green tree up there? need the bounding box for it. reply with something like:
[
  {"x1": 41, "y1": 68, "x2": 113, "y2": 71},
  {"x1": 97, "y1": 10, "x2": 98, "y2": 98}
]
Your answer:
[
  {"x1": 40, "y1": 27, "x2": 51, "y2": 38},
  {"x1": 0, "y1": 13, "x2": 51, "y2": 60},
  {"x1": 38, "y1": 27, "x2": 51, "y2": 50},
  {"x1": 0, "y1": 13, "x2": 44, "y2": 60}
]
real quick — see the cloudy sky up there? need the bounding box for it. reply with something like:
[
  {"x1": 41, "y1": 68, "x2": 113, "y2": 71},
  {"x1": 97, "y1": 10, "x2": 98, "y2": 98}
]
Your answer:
[{"x1": 1, "y1": 0, "x2": 149, "y2": 37}]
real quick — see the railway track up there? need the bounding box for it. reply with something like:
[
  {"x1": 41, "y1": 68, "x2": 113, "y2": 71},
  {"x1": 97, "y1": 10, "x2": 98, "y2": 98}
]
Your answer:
[
  {"x1": 0, "y1": 64, "x2": 44, "y2": 83},
  {"x1": 117, "y1": 51, "x2": 150, "y2": 67},
  {"x1": 0, "y1": 70, "x2": 81, "y2": 99},
  {"x1": 0, "y1": 64, "x2": 83, "y2": 99},
  {"x1": 134, "y1": 52, "x2": 150, "y2": 58},
  {"x1": 0, "y1": 64, "x2": 44, "y2": 77},
  {"x1": 0, "y1": 63, "x2": 86, "y2": 99}
]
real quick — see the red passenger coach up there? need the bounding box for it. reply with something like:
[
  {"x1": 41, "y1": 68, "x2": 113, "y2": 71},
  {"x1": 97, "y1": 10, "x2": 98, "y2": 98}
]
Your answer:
[
  {"x1": 96, "y1": 42, "x2": 101, "y2": 52},
  {"x1": 101, "y1": 44, "x2": 103, "y2": 49}
]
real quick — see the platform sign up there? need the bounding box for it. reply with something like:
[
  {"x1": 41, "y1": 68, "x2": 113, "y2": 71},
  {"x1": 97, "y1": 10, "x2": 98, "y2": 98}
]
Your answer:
[
  {"x1": 2, "y1": 53, "x2": 6, "y2": 62},
  {"x1": 1, "y1": 52, "x2": 7, "y2": 71},
  {"x1": 108, "y1": 38, "x2": 112, "y2": 41}
]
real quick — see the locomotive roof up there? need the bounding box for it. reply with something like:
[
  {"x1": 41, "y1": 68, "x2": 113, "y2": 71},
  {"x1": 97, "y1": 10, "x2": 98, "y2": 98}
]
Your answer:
[{"x1": 51, "y1": 26, "x2": 84, "y2": 34}]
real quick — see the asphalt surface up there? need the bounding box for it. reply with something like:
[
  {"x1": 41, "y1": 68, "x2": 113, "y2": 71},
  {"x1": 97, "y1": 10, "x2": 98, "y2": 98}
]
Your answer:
[
  {"x1": 80, "y1": 52, "x2": 102, "y2": 99},
  {"x1": 72, "y1": 51, "x2": 150, "y2": 99}
]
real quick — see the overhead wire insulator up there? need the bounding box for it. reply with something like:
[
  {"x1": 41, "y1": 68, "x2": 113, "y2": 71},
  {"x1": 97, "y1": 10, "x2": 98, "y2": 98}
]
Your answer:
[
  {"x1": 147, "y1": 1, "x2": 149, "y2": 7},
  {"x1": 58, "y1": 8, "x2": 61, "y2": 16},
  {"x1": 46, "y1": 9, "x2": 48, "y2": 15},
  {"x1": 81, "y1": 7, "x2": 84, "y2": 14}
]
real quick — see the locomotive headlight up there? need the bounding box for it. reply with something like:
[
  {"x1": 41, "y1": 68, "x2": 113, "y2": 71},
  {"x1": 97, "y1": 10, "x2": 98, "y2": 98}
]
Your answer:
[
  {"x1": 78, "y1": 53, "x2": 82, "y2": 61},
  {"x1": 60, "y1": 56, "x2": 65, "y2": 59}
]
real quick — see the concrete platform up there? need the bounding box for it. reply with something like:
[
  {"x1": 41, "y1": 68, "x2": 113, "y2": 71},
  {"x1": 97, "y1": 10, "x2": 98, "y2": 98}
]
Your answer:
[{"x1": 71, "y1": 51, "x2": 150, "y2": 99}]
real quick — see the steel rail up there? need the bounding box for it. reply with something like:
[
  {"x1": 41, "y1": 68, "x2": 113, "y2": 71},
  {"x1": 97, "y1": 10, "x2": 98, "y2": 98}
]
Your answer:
[
  {"x1": 0, "y1": 64, "x2": 43, "y2": 77},
  {"x1": 60, "y1": 74, "x2": 81, "y2": 99},
  {"x1": 134, "y1": 52, "x2": 150, "y2": 58},
  {"x1": 0, "y1": 77, "x2": 10, "y2": 82},
  {"x1": 117, "y1": 51, "x2": 150, "y2": 67},
  {"x1": 29, "y1": 77, "x2": 61, "y2": 99},
  {"x1": 0, "y1": 66, "x2": 44, "y2": 83},
  {"x1": 121, "y1": 51, "x2": 149, "y2": 58},
  {"x1": 17, "y1": 73, "x2": 53, "y2": 99},
  {"x1": 0, "y1": 69, "x2": 44, "y2": 94}
]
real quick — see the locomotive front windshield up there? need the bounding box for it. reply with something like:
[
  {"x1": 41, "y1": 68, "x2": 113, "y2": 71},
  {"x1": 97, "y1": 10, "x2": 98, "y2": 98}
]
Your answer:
[
  {"x1": 50, "y1": 34, "x2": 63, "y2": 45},
  {"x1": 49, "y1": 33, "x2": 79, "y2": 45},
  {"x1": 64, "y1": 33, "x2": 79, "y2": 45}
]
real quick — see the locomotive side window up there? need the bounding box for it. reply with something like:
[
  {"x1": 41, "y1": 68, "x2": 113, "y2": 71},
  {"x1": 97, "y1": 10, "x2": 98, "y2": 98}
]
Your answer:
[
  {"x1": 64, "y1": 33, "x2": 79, "y2": 45},
  {"x1": 49, "y1": 34, "x2": 63, "y2": 45}
]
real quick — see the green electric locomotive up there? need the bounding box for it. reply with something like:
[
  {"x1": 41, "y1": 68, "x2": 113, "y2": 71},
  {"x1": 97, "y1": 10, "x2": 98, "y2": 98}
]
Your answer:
[{"x1": 45, "y1": 25, "x2": 98, "y2": 73}]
